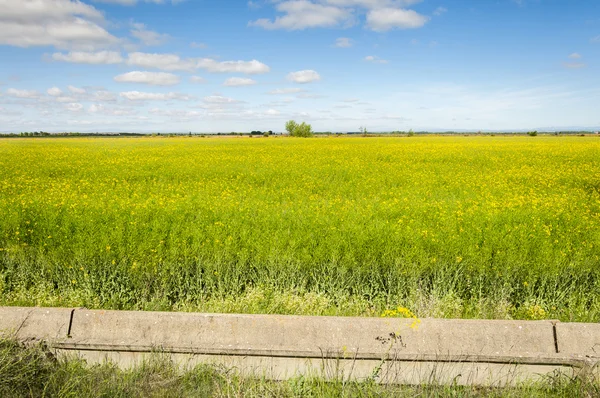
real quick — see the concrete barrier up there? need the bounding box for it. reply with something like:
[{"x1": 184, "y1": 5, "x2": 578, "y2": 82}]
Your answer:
[
  {"x1": 0, "y1": 307, "x2": 72, "y2": 341},
  {"x1": 1, "y1": 306, "x2": 599, "y2": 386}
]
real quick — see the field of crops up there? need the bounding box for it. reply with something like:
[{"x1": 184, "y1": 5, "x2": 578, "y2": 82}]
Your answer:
[{"x1": 1, "y1": 136, "x2": 599, "y2": 321}]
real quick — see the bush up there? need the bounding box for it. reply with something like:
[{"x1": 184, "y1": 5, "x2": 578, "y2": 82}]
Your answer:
[
  {"x1": 285, "y1": 120, "x2": 313, "y2": 137},
  {"x1": 528, "y1": 131, "x2": 538, "y2": 137}
]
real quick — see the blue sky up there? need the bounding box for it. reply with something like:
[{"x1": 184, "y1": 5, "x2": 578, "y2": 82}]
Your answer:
[{"x1": 0, "y1": 0, "x2": 599, "y2": 132}]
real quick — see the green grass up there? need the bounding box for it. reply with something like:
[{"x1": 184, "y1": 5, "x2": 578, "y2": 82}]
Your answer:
[
  {"x1": 1, "y1": 136, "x2": 600, "y2": 320},
  {"x1": 1, "y1": 339, "x2": 598, "y2": 397}
]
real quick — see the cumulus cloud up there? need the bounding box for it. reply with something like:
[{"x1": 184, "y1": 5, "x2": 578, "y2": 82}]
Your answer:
[
  {"x1": 120, "y1": 91, "x2": 190, "y2": 101},
  {"x1": 563, "y1": 62, "x2": 586, "y2": 69},
  {"x1": 190, "y1": 76, "x2": 206, "y2": 83},
  {"x1": 149, "y1": 108, "x2": 202, "y2": 118},
  {"x1": 52, "y1": 51, "x2": 124, "y2": 64},
  {"x1": 250, "y1": 0, "x2": 428, "y2": 32},
  {"x1": 126, "y1": 52, "x2": 196, "y2": 71},
  {"x1": 68, "y1": 85, "x2": 86, "y2": 94},
  {"x1": 130, "y1": 22, "x2": 169, "y2": 46},
  {"x1": 366, "y1": 8, "x2": 429, "y2": 31},
  {"x1": 114, "y1": 71, "x2": 181, "y2": 86},
  {"x1": 568, "y1": 53, "x2": 581, "y2": 59},
  {"x1": 126, "y1": 52, "x2": 270, "y2": 74},
  {"x1": 5, "y1": 88, "x2": 40, "y2": 99},
  {"x1": 287, "y1": 70, "x2": 321, "y2": 83},
  {"x1": 197, "y1": 58, "x2": 270, "y2": 74},
  {"x1": 268, "y1": 88, "x2": 305, "y2": 94},
  {"x1": 334, "y1": 37, "x2": 353, "y2": 47},
  {"x1": 89, "y1": 103, "x2": 137, "y2": 116},
  {"x1": 66, "y1": 102, "x2": 83, "y2": 112},
  {"x1": 0, "y1": 0, "x2": 119, "y2": 50},
  {"x1": 433, "y1": 6, "x2": 447, "y2": 16},
  {"x1": 92, "y1": 0, "x2": 185, "y2": 5},
  {"x1": 223, "y1": 77, "x2": 257, "y2": 86},
  {"x1": 249, "y1": 0, "x2": 354, "y2": 30},
  {"x1": 365, "y1": 55, "x2": 388, "y2": 63},
  {"x1": 47, "y1": 87, "x2": 63, "y2": 96},
  {"x1": 203, "y1": 95, "x2": 241, "y2": 104}
]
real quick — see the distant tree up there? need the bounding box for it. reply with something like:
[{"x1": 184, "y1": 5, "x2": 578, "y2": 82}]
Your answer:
[
  {"x1": 285, "y1": 120, "x2": 313, "y2": 137},
  {"x1": 285, "y1": 120, "x2": 298, "y2": 135},
  {"x1": 527, "y1": 130, "x2": 538, "y2": 137},
  {"x1": 407, "y1": 129, "x2": 415, "y2": 137},
  {"x1": 359, "y1": 126, "x2": 368, "y2": 136}
]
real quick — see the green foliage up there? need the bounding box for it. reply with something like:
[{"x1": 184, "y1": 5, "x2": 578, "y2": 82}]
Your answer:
[
  {"x1": 528, "y1": 131, "x2": 538, "y2": 137},
  {"x1": 407, "y1": 129, "x2": 415, "y2": 137},
  {"x1": 286, "y1": 120, "x2": 313, "y2": 137}
]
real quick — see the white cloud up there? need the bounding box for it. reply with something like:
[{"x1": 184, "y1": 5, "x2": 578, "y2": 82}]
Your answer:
[
  {"x1": 89, "y1": 103, "x2": 137, "y2": 115},
  {"x1": 223, "y1": 77, "x2": 257, "y2": 86},
  {"x1": 52, "y1": 51, "x2": 124, "y2": 64},
  {"x1": 68, "y1": 85, "x2": 86, "y2": 94},
  {"x1": 47, "y1": 87, "x2": 62, "y2": 96},
  {"x1": 66, "y1": 102, "x2": 83, "y2": 112},
  {"x1": 56, "y1": 96, "x2": 78, "y2": 103},
  {"x1": 563, "y1": 62, "x2": 586, "y2": 69},
  {"x1": 120, "y1": 91, "x2": 190, "y2": 101},
  {"x1": 130, "y1": 23, "x2": 169, "y2": 46},
  {"x1": 568, "y1": 53, "x2": 581, "y2": 59},
  {"x1": 0, "y1": 0, "x2": 118, "y2": 50},
  {"x1": 190, "y1": 76, "x2": 206, "y2": 83},
  {"x1": 197, "y1": 58, "x2": 270, "y2": 74},
  {"x1": 433, "y1": 6, "x2": 447, "y2": 16},
  {"x1": 6, "y1": 88, "x2": 40, "y2": 99},
  {"x1": 150, "y1": 108, "x2": 202, "y2": 118},
  {"x1": 268, "y1": 88, "x2": 305, "y2": 94},
  {"x1": 334, "y1": 37, "x2": 353, "y2": 47},
  {"x1": 249, "y1": 0, "x2": 354, "y2": 30},
  {"x1": 203, "y1": 95, "x2": 241, "y2": 104},
  {"x1": 190, "y1": 41, "x2": 207, "y2": 49},
  {"x1": 287, "y1": 70, "x2": 321, "y2": 83},
  {"x1": 323, "y1": 0, "x2": 423, "y2": 7},
  {"x1": 265, "y1": 109, "x2": 280, "y2": 116},
  {"x1": 366, "y1": 8, "x2": 428, "y2": 31},
  {"x1": 125, "y1": 52, "x2": 270, "y2": 74},
  {"x1": 92, "y1": 0, "x2": 185, "y2": 5},
  {"x1": 364, "y1": 55, "x2": 388, "y2": 63},
  {"x1": 126, "y1": 52, "x2": 196, "y2": 71},
  {"x1": 93, "y1": 90, "x2": 117, "y2": 102},
  {"x1": 592, "y1": 35, "x2": 600, "y2": 43},
  {"x1": 114, "y1": 71, "x2": 181, "y2": 86}
]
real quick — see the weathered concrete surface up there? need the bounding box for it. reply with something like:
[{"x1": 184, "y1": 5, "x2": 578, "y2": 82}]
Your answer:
[
  {"x1": 2, "y1": 307, "x2": 599, "y2": 385},
  {"x1": 0, "y1": 307, "x2": 71, "y2": 341},
  {"x1": 67, "y1": 310, "x2": 557, "y2": 361},
  {"x1": 556, "y1": 323, "x2": 600, "y2": 358}
]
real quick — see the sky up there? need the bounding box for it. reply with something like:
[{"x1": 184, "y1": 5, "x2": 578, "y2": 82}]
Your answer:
[{"x1": 0, "y1": 0, "x2": 599, "y2": 133}]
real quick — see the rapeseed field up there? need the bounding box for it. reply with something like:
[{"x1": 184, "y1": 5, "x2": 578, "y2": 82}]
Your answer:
[{"x1": 1, "y1": 136, "x2": 599, "y2": 321}]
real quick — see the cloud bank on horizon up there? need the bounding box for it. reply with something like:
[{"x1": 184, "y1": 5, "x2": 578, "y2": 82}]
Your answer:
[{"x1": 0, "y1": 0, "x2": 599, "y2": 132}]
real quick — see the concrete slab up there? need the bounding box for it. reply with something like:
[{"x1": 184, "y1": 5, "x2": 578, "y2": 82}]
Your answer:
[
  {"x1": 555, "y1": 323, "x2": 600, "y2": 359},
  {"x1": 67, "y1": 310, "x2": 557, "y2": 361},
  {"x1": 0, "y1": 306, "x2": 72, "y2": 341}
]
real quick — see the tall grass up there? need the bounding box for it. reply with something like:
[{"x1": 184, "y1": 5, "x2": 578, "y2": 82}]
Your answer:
[{"x1": 1, "y1": 136, "x2": 599, "y2": 320}]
